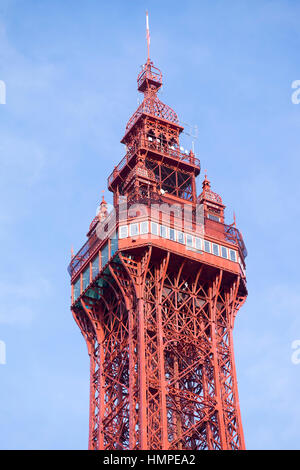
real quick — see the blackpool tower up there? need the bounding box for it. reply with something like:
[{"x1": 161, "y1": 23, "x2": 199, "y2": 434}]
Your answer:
[{"x1": 68, "y1": 17, "x2": 248, "y2": 450}]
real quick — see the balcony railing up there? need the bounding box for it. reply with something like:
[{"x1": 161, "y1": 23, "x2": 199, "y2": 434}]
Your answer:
[
  {"x1": 108, "y1": 137, "x2": 200, "y2": 187},
  {"x1": 205, "y1": 218, "x2": 248, "y2": 259},
  {"x1": 68, "y1": 211, "x2": 116, "y2": 278},
  {"x1": 137, "y1": 62, "x2": 162, "y2": 91}
]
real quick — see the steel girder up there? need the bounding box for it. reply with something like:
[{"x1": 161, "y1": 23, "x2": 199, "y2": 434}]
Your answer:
[{"x1": 71, "y1": 248, "x2": 246, "y2": 450}]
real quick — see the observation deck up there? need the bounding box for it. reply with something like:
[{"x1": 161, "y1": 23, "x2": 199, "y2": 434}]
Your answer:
[
  {"x1": 108, "y1": 136, "x2": 200, "y2": 192},
  {"x1": 68, "y1": 204, "x2": 247, "y2": 306}
]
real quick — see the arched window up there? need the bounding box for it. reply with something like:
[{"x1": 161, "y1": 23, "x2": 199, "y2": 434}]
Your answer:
[
  {"x1": 158, "y1": 133, "x2": 167, "y2": 148},
  {"x1": 147, "y1": 130, "x2": 155, "y2": 142}
]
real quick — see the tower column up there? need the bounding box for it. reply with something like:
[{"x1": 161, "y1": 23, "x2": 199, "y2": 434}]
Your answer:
[
  {"x1": 137, "y1": 294, "x2": 147, "y2": 449},
  {"x1": 209, "y1": 272, "x2": 228, "y2": 449},
  {"x1": 155, "y1": 255, "x2": 170, "y2": 449}
]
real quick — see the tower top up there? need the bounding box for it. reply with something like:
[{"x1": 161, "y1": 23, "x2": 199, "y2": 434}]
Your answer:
[{"x1": 137, "y1": 12, "x2": 162, "y2": 94}]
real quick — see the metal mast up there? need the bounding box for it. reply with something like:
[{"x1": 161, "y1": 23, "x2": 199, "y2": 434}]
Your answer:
[{"x1": 69, "y1": 16, "x2": 248, "y2": 450}]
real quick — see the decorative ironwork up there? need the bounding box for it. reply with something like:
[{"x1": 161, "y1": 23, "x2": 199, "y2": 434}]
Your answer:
[
  {"x1": 125, "y1": 96, "x2": 179, "y2": 133},
  {"x1": 69, "y1": 28, "x2": 248, "y2": 450},
  {"x1": 108, "y1": 137, "x2": 200, "y2": 188}
]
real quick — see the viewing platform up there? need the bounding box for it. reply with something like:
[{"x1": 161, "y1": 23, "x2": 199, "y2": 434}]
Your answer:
[
  {"x1": 108, "y1": 136, "x2": 201, "y2": 192},
  {"x1": 68, "y1": 205, "x2": 247, "y2": 306}
]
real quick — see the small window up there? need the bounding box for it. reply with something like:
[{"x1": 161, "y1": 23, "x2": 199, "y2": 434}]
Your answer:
[
  {"x1": 73, "y1": 277, "x2": 81, "y2": 300},
  {"x1": 101, "y1": 242, "x2": 109, "y2": 267},
  {"x1": 119, "y1": 225, "x2": 128, "y2": 239},
  {"x1": 186, "y1": 234, "x2": 193, "y2": 248},
  {"x1": 82, "y1": 266, "x2": 90, "y2": 291},
  {"x1": 92, "y1": 255, "x2": 99, "y2": 279},
  {"x1": 195, "y1": 237, "x2": 202, "y2": 251},
  {"x1": 110, "y1": 235, "x2": 118, "y2": 257},
  {"x1": 169, "y1": 228, "x2": 176, "y2": 241},
  {"x1": 151, "y1": 222, "x2": 158, "y2": 236},
  {"x1": 204, "y1": 240, "x2": 211, "y2": 253},
  {"x1": 221, "y1": 246, "x2": 228, "y2": 259},
  {"x1": 160, "y1": 225, "x2": 168, "y2": 238},
  {"x1": 140, "y1": 221, "x2": 148, "y2": 234},
  {"x1": 229, "y1": 249, "x2": 237, "y2": 262},
  {"x1": 177, "y1": 231, "x2": 185, "y2": 244},
  {"x1": 212, "y1": 243, "x2": 219, "y2": 256},
  {"x1": 208, "y1": 213, "x2": 220, "y2": 222},
  {"x1": 147, "y1": 130, "x2": 155, "y2": 142},
  {"x1": 129, "y1": 223, "x2": 139, "y2": 237}
]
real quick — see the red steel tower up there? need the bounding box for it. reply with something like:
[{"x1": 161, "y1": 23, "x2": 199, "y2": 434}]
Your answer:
[{"x1": 69, "y1": 23, "x2": 248, "y2": 450}]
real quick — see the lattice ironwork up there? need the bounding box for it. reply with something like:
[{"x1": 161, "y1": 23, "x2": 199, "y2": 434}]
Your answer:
[
  {"x1": 125, "y1": 96, "x2": 180, "y2": 133},
  {"x1": 70, "y1": 39, "x2": 248, "y2": 451},
  {"x1": 72, "y1": 249, "x2": 246, "y2": 450}
]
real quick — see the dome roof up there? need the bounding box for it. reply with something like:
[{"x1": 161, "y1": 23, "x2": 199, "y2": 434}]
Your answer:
[{"x1": 125, "y1": 95, "x2": 179, "y2": 133}]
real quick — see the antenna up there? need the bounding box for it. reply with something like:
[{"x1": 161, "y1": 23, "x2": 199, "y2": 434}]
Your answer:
[
  {"x1": 146, "y1": 11, "x2": 150, "y2": 61},
  {"x1": 180, "y1": 121, "x2": 199, "y2": 154}
]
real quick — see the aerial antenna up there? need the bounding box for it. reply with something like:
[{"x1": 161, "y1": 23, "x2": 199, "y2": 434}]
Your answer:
[
  {"x1": 181, "y1": 121, "x2": 198, "y2": 154},
  {"x1": 146, "y1": 11, "x2": 150, "y2": 62}
]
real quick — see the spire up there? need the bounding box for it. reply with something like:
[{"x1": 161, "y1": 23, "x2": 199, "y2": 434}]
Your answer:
[
  {"x1": 146, "y1": 11, "x2": 150, "y2": 62},
  {"x1": 100, "y1": 189, "x2": 107, "y2": 205},
  {"x1": 121, "y1": 13, "x2": 182, "y2": 144},
  {"x1": 137, "y1": 12, "x2": 162, "y2": 95},
  {"x1": 198, "y1": 171, "x2": 223, "y2": 205},
  {"x1": 202, "y1": 170, "x2": 211, "y2": 190},
  {"x1": 99, "y1": 190, "x2": 108, "y2": 222}
]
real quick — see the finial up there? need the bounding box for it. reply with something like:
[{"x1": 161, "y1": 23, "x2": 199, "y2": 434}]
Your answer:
[
  {"x1": 233, "y1": 211, "x2": 237, "y2": 228},
  {"x1": 99, "y1": 192, "x2": 108, "y2": 222},
  {"x1": 101, "y1": 190, "x2": 107, "y2": 204},
  {"x1": 202, "y1": 170, "x2": 211, "y2": 190},
  {"x1": 71, "y1": 246, "x2": 74, "y2": 259},
  {"x1": 146, "y1": 11, "x2": 150, "y2": 62}
]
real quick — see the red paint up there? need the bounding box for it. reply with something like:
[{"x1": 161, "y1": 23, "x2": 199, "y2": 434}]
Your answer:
[{"x1": 70, "y1": 42, "x2": 247, "y2": 450}]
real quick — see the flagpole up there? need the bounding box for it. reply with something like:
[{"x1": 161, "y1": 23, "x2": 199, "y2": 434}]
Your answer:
[{"x1": 146, "y1": 11, "x2": 150, "y2": 62}]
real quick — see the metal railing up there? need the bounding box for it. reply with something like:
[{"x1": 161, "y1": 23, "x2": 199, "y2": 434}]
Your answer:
[
  {"x1": 68, "y1": 211, "x2": 117, "y2": 278},
  {"x1": 108, "y1": 137, "x2": 200, "y2": 187},
  {"x1": 205, "y1": 218, "x2": 247, "y2": 259},
  {"x1": 137, "y1": 63, "x2": 162, "y2": 90}
]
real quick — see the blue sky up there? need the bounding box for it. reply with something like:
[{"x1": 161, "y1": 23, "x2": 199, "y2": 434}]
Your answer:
[{"x1": 0, "y1": 0, "x2": 300, "y2": 449}]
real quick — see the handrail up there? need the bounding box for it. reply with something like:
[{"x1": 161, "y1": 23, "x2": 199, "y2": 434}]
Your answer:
[
  {"x1": 108, "y1": 137, "x2": 200, "y2": 187},
  {"x1": 204, "y1": 218, "x2": 247, "y2": 258},
  {"x1": 137, "y1": 63, "x2": 162, "y2": 90},
  {"x1": 68, "y1": 211, "x2": 117, "y2": 278}
]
